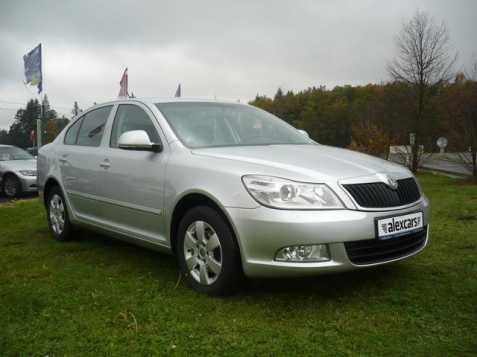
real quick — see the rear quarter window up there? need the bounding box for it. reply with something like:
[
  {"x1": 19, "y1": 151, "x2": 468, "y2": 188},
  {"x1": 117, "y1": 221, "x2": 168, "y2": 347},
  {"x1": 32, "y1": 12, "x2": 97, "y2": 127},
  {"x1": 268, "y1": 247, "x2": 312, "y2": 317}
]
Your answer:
[
  {"x1": 76, "y1": 106, "x2": 113, "y2": 147},
  {"x1": 64, "y1": 118, "x2": 82, "y2": 145}
]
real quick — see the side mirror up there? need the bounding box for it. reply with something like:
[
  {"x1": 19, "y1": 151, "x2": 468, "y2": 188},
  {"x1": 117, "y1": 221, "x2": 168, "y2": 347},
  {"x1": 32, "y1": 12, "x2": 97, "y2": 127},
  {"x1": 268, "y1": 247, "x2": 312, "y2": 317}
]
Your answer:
[
  {"x1": 298, "y1": 129, "x2": 310, "y2": 138},
  {"x1": 118, "y1": 130, "x2": 162, "y2": 152}
]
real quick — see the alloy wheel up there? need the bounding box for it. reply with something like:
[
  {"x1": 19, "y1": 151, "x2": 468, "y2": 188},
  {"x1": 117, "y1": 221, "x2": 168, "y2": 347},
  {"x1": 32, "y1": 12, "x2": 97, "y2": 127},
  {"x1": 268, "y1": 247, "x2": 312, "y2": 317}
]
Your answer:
[
  {"x1": 183, "y1": 220, "x2": 223, "y2": 285},
  {"x1": 49, "y1": 194, "x2": 65, "y2": 235}
]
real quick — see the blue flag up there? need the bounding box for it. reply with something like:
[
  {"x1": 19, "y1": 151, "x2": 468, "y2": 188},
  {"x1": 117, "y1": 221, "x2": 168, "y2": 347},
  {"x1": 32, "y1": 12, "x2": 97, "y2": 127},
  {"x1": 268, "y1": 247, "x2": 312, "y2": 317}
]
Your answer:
[{"x1": 23, "y1": 43, "x2": 42, "y2": 93}]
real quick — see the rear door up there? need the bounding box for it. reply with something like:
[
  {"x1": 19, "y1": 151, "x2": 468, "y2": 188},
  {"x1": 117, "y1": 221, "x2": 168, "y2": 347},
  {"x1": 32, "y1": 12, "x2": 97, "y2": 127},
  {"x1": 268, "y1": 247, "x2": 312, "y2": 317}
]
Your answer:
[
  {"x1": 94, "y1": 103, "x2": 168, "y2": 244},
  {"x1": 58, "y1": 105, "x2": 113, "y2": 220}
]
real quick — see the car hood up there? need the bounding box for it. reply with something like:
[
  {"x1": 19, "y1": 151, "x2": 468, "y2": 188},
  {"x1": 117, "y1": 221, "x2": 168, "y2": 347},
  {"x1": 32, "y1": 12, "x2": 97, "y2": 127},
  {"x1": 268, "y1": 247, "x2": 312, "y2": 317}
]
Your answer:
[
  {"x1": 0, "y1": 159, "x2": 37, "y2": 172},
  {"x1": 192, "y1": 144, "x2": 410, "y2": 180}
]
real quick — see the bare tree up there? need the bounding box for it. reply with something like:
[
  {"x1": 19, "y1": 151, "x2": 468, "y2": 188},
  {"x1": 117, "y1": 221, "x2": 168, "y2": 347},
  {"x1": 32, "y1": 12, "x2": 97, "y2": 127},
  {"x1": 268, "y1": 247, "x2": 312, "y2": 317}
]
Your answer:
[{"x1": 387, "y1": 11, "x2": 456, "y2": 172}]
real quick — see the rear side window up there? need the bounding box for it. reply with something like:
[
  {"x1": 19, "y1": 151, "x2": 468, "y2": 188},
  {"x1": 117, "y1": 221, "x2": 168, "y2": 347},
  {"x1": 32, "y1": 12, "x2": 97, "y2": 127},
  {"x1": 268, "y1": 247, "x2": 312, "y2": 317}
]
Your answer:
[
  {"x1": 76, "y1": 106, "x2": 113, "y2": 147},
  {"x1": 64, "y1": 118, "x2": 82, "y2": 145},
  {"x1": 110, "y1": 104, "x2": 160, "y2": 148}
]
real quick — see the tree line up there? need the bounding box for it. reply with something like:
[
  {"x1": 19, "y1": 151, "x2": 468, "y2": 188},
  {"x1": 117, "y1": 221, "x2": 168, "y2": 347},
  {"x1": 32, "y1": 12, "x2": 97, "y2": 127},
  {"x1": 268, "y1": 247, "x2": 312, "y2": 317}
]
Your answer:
[
  {"x1": 0, "y1": 97, "x2": 81, "y2": 149},
  {"x1": 250, "y1": 73, "x2": 476, "y2": 159}
]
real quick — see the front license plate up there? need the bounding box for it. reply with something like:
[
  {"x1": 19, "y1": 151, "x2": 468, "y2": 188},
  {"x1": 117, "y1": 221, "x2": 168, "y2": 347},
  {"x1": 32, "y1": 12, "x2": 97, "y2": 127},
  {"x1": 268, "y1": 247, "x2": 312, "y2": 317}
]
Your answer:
[{"x1": 376, "y1": 211, "x2": 424, "y2": 240}]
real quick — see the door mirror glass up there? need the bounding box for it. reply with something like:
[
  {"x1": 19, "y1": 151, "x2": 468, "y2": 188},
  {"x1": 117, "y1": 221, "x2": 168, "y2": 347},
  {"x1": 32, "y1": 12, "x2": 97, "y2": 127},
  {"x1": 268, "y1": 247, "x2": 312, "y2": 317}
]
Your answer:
[{"x1": 118, "y1": 130, "x2": 162, "y2": 152}]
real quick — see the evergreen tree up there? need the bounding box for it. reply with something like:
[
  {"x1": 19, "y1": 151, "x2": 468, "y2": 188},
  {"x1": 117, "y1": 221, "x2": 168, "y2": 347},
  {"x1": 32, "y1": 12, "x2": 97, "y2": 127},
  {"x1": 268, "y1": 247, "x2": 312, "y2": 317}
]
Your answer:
[
  {"x1": 0, "y1": 129, "x2": 10, "y2": 145},
  {"x1": 6, "y1": 98, "x2": 64, "y2": 147},
  {"x1": 8, "y1": 99, "x2": 41, "y2": 148},
  {"x1": 72, "y1": 101, "x2": 82, "y2": 117},
  {"x1": 41, "y1": 94, "x2": 58, "y2": 120},
  {"x1": 42, "y1": 94, "x2": 50, "y2": 113}
]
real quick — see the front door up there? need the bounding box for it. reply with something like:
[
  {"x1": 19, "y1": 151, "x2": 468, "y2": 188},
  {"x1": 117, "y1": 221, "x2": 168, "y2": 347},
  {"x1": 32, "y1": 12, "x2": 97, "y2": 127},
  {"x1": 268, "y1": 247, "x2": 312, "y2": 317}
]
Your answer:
[{"x1": 95, "y1": 103, "x2": 168, "y2": 244}]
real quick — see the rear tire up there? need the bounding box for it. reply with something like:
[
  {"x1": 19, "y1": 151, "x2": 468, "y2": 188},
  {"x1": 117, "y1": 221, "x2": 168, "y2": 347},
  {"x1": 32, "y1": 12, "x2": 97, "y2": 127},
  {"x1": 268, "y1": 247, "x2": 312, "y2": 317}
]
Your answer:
[
  {"x1": 2, "y1": 174, "x2": 21, "y2": 198},
  {"x1": 46, "y1": 186, "x2": 74, "y2": 241},
  {"x1": 177, "y1": 206, "x2": 243, "y2": 296}
]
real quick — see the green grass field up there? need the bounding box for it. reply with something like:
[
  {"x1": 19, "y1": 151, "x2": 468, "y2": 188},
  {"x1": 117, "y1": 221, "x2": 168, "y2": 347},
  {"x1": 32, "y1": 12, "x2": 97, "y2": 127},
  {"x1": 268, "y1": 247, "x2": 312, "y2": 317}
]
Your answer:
[{"x1": 0, "y1": 173, "x2": 476, "y2": 356}]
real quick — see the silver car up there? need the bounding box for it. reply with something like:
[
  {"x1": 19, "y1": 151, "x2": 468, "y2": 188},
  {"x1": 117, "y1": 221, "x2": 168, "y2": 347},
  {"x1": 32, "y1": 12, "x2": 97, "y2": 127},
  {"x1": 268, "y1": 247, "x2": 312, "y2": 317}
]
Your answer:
[
  {"x1": 38, "y1": 99, "x2": 430, "y2": 295},
  {"x1": 0, "y1": 145, "x2": 38, "y2": 198}
]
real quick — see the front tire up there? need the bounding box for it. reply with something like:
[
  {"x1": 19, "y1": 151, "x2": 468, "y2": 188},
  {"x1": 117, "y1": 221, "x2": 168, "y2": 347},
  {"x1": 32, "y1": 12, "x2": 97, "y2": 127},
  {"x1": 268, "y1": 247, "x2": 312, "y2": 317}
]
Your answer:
[
  {"x1": 2, "y1": 174, "x2": 21, "y2": 198},
  {"x1": 177, "y1": 206, "x2": 243, "y2": 296},
  {"x1": 46, "y1": 186, "x2": 74, "y2": 241}
]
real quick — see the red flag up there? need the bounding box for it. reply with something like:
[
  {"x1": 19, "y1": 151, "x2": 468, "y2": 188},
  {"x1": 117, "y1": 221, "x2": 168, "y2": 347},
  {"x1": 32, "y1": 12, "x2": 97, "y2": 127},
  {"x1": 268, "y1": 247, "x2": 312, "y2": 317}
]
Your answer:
[{"x1": 118, "y1": 68, "x2": 128, "y2": 98}]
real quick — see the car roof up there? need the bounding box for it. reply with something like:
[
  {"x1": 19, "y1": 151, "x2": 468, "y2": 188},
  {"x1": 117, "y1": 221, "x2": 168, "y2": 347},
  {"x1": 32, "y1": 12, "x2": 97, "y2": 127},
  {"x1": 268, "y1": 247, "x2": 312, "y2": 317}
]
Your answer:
[
  {"x1": 83, "y1": 97, "x2": 247, "y2": 112},
  {"x1": 0, "y1": 144, "x2": 13, "y2": 148},
  {"x1": 142, "y1": 97, "x2": 242, "y2": 104}
]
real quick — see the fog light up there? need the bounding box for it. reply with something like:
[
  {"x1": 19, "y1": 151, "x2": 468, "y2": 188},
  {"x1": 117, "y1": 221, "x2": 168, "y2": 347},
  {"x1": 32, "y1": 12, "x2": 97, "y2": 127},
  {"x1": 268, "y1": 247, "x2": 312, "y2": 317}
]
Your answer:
[{"x1": 275, "y1": 244, "x2": 330, "y2": 262}]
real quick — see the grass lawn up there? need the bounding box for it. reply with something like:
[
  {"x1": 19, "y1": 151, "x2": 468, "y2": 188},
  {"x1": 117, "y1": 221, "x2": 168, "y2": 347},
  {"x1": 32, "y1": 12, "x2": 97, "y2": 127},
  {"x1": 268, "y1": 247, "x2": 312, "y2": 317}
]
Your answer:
[{"x1": 0, "y1": 173, "x2": 476, "y2": 356}]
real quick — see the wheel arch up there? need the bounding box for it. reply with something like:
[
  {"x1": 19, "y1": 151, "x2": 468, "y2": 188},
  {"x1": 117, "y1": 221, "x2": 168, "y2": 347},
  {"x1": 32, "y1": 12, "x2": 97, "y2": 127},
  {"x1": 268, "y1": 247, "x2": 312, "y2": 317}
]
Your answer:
[
  {"x1": 43, "y1": 176, "x2": 63, "y2": 206},
  {"x1": 169, "y1": 191, "x2": 242, "y2": 257},
  {"x1": 1, "y1": 171, "x2": 19, "y2": 181}
]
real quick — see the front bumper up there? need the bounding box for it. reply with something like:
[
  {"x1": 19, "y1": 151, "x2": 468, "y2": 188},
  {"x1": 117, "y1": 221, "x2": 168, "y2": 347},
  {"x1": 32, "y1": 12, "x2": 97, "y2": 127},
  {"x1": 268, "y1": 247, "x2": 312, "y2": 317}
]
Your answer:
[
  {"x1": 226, "y1": 197, "x2": 430, "y2": 277},
  {"x1": 19, "y1": 176, "x2": 38, "y2": 193}
]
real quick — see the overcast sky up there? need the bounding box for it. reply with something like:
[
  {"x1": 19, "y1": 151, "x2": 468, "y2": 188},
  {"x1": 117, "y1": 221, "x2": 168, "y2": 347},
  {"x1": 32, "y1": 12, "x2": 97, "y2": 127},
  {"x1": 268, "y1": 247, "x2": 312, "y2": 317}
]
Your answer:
[{"x1": 0, "y1": 0, "x2": 476, "y2": 129}]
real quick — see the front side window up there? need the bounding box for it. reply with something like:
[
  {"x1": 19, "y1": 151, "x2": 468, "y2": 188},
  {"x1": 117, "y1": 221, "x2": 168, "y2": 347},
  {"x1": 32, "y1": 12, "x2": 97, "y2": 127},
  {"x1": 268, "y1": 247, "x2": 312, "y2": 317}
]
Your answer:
[
  {"x1": 156, "y1": 102, "x2": 312, "y2": 148},
  {"x1": 110, "y1": 104, "x2": 160, "y2": 148},
  {"x1": 76, "y1": 106, "x2": 113, "y2": 147}
]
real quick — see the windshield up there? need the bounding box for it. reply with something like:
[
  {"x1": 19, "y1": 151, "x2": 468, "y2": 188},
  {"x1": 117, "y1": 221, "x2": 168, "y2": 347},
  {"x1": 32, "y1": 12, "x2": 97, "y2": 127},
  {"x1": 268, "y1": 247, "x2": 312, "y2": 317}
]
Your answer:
[
  {"x1": 156, "y1": 102, "x2": 312, "y2": 148},
  {"x1": 0, "y1": 147, "x2": 34, "y2": 161}
]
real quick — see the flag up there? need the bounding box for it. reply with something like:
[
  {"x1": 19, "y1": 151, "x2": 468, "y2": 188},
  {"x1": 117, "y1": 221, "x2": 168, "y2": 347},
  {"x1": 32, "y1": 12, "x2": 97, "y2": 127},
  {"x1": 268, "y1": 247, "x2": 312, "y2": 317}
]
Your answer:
[
  {"x1": 118, "y1": 68, "x2": 129, "y2": 98},
  {"x1": 174, "y1": 83, "x2": 181, "y2": 98},
  {"x1": 23, "y1": 44, "x2": 42, "y2": 94}
]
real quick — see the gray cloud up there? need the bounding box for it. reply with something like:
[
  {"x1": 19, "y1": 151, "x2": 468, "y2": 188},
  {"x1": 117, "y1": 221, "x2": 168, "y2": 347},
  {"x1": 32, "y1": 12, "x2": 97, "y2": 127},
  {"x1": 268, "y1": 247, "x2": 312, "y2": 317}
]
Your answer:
[{"x1": 0, "y1": 0, "x2": 476, "y2": 128}]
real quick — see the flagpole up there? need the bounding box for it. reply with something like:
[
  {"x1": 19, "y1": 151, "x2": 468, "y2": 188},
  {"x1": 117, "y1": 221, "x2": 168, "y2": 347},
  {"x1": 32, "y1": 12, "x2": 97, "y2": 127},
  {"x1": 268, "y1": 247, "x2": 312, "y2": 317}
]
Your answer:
[
  {"x1": 37, "y1": 44, "x2": 43, "y2": 153},
  {"x1": 36, "y1": 93, "x2": 43, "y2": 153}
]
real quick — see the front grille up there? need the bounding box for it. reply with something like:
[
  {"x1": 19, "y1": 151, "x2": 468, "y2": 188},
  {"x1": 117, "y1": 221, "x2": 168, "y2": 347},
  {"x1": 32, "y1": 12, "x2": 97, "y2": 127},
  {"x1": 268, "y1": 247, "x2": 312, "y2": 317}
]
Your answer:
[
  {"x1": 344, "y1": 227, "x2": 427, "y2": 265},
  {"x1": 343, "y1": 177, "x2": 420, "y2": 208}
]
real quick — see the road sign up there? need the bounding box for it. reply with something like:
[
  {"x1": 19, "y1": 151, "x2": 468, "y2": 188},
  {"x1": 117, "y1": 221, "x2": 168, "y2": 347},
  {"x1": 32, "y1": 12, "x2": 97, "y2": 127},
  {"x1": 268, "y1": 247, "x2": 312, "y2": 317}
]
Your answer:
[
  {"x1": 437, "y1": 137, "x2": 448, "y2": 153},
  {"x1": 437, "y1": 137, "x2": 448, "y2": 148}
]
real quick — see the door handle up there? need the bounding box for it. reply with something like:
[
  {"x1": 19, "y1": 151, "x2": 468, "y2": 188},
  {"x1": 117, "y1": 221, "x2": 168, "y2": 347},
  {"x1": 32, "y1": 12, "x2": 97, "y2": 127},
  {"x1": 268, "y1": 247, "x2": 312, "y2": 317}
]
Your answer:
[
  {"x1": 59, "y1": 154, "x2": 69, "y2": 164},
  {"x1": 99, "y1": 159, "x2": 111, "y2": 169}
]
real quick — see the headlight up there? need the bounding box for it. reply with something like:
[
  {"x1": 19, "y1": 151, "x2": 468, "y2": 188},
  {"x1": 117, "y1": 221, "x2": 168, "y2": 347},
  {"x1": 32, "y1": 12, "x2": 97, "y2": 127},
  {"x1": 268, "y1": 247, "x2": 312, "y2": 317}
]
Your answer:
[
  {"x1": 19, "y1": 170, "x2": 37, "y2": 176},
  {"x1": 242, "y1": 175, "x2": 344, "y2": 209}
]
